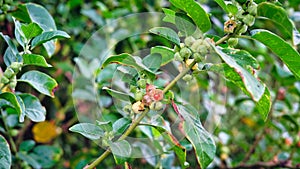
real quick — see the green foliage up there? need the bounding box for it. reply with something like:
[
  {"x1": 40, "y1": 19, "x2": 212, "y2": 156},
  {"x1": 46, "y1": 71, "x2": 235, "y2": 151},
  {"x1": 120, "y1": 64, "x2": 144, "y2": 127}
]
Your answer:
[{"x1": 1, "y1": 0, "x2": 300, "y2": 168}]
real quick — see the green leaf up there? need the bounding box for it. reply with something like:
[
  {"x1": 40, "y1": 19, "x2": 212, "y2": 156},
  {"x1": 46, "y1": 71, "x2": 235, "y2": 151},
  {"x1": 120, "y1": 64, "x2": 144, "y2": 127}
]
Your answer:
[
  {"x1": 149, "y1": 125, "x2": 188, "y2": 168},
  {"x1": 149, "y1": 27, "x2": 180, "y2": 46},
  {"x1": 112, "y1": 118, "x2": 132, "y2": 134},
  {"x1": 17, "y1": 152, "x2": 41, "y2": 169},
  {"x1": 175, "y1": 13, "x2": 196, "y2": 37},
  {"x1": 169, "y1": 0, "x2": 211, "y2": 32},
  {"x1": 251, "y1": 29, "x2": 300, "y2": 79},
  {"x1": 31, "y1": 30, "x2": 70, "y2": 49},
  {"x1": 109, "y1": 140, "x2": 132, "y2": 164},
  {"x1": 142, "y1": 53, "x2": 162, "y2": 72},
  {"x1": 162, "y1": 8, "x2": 176, "y2": 24},
  {"x1": 69, "y1": 123, "x2": 104, "y2": 140},
  {"x1": 213, "y1": 46, "x2": 265, "y2": 102},
  {"x1": 30, "y1": 145, "x2": 62, "y2": 168},
  {"x1": 13, "y1": 18, "x2": 26, "y2": 48},
  {"x1": 21, "y1": 22, "x2": 43, "y2": 40},
  {"x1": 19, "y1": 70, "x2": 58, "y2": 97},
  {"x1": 26, "y1": 3, "x2": 56, "y2": 31},
  {"x1": 26, "y1": 3, "x2": 58, "y2": 57},
  {"x1": 11, "y1": 4, "x2": 31, "y2": 23},
  {"x1": 150, "y1": 46, "x2": 175, "y2": 66},
  {"x1": 0, "y1": 135, "x2": 11, "y2": 169},
  {"x1": 0, "y1": 92, "x2": 22, "y2": 118},
  {"x1": 214, "y1": 0, "x2": 228, "y2": 13},
  {"x1": 172, "y1": 103, "x2": 215, "y2": 169},
  {"x1": 103, "y1": 87, "x2": 135, "y2": 103},
  {"x1": 257, "y1": 2, "x2": 300, "y2": 45},
  {"x1": 0, "y1": 33, "x2": 22, "y2": 66},
  {"x1": 22, "y1": 54, "x2": 51, "y2": 67},
  {"x1": 208, "y1": 63, "x2": 271, "y2": 120},
  {"x1": 222, "y1": 48, "x2": 260, "y2": 69},
  {"x1": 19, "y1": 140, "x2": 36, "y2": 152},
  {"x1": 18, "y1": 94, "x2": 46, "y2": 122},
  {"x1": 102, "y1": 53, "x2": 155, "y2": 79}
]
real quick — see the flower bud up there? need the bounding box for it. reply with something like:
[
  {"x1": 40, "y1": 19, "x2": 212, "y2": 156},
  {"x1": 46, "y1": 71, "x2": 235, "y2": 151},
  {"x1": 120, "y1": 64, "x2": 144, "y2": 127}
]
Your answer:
[
  {"x1": 243, "y1": 14, "x2": 255, "y2": 26},
  {"x1": 248, "y1": 2, "x2": 258, "y2": 16},
  {"x1": 180, "y1": 47, "x2": 192, "y2": 59},
  {"x1": 134, "y1": 90, "x2": 144, "y2": 101},
  {"x1": 137, "y1": 79, "x2": 146, "y2": 89},
  {"x1": 228, "y1": 38, "x2": 239, "y2": 47},
  {"x1": 183, "y1": 74, "x2": 193, "y2": 82},
  {"x1": 238, "y1": 24, "x2": 248, "y2": 34},
  {"x1": 9, "y1": 76, "x2": 17, "y2": 89},
  {"x1": 0, "y1": 76, "x2": 9, "y2": 84},
  {"x1": 192, "y1": 53, "x2": 203, "y2": 62},
  {"x1": 4, "y1": 68, "x2": 15, "y2": 79},
  {"x1": 174, "y1": 52, "x2": 183, "y2": 61},
  {"x1": 10, "y1": 62, "x2": 23, "y2": 73},
  {"x1": 184, "y1": 36, "x2": 195, "y2": 47}
]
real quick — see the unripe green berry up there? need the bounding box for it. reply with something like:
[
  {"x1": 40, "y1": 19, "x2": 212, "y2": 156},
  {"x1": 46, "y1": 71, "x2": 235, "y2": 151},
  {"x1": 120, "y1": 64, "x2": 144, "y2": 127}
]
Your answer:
[
  {"x1": 9, "y1": 129, "x2": 18, "y2": 137},
  {"x1": 10, "y1": 62, "x2": 23, "y2": 73},
  {"x1": 134, "y1": 90, "x2": 144, "y2": 101},
  {"x1": 238, "y1": 24, "x2": 248, "y2": 34},
  {"x1": 4, "y1": 68, "x2": 15, "y2": 79},
  {"x1": 130, "y1": 85, "x2": 137, "y2": 93},
  {"x1": 2, "y1": 4, "x2": 10, "y2": 12},
  {"x1": 149, "y1": 101, "x2": 163, "y2": 111},
  {"x1": 180, "y1": 43, "x2": 185, "y2": 48},
  {"x1": 137, "y1": 79, "x2": 146, "y2": 89},
  {"x1": 183, "y1": 74, "x2": 193, "y2": 82},
  {"x1": 192, "y1": 53, "x2": 203, "y2": 62},
  {"x1": 228, "y1": 38, "x2": 239, "y2": 47},
  {"x1": 248, "y1": 2, "x2": 258, "y2": 16},
  {"x1": 174, "y1": 52, "x2": 183, "y2": 61},
  {"x1": 184, "y1": 36, "x2": 195, "y2": 47},
  {"x1": 236, "y1": 9, "x2": 245, "y2": 20},
  {"x1": 9, "y1": 76, "x2": 17, "y2": 89},
  {"x1": 180, "y1": 47, "x2": 192, "y2": 59},
  {"x1": 243, "y1": 14, "x2": 255, "y2": 26},
  {"x1": 0, "y1": 76, "x2": 9, "y2": 84}
]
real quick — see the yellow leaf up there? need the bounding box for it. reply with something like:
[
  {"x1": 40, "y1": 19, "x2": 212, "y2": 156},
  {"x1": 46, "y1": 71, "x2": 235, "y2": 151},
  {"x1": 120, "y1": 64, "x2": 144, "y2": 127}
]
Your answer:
[{"x1": 32, "y1": 121, "x2": 58, "y2": 143}]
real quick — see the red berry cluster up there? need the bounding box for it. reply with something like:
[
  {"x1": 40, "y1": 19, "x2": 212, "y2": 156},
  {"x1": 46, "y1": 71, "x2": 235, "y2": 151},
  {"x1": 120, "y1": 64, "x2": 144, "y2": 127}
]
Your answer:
[{"x1": 142, "y1": 84, "x2": 163, "y2": 106}]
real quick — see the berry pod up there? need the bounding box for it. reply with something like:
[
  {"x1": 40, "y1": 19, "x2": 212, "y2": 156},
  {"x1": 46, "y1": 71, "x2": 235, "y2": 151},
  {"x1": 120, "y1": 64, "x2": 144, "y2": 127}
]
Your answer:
[
  {"x1": 149, "y1": 101, "x2": 163, "y2": 111},
  {"x1": 137, "y1": 79, "x2": 146, "y2": 89},
  {"x1": 174, "y1": 52, "x2": 183, "y2": 61},
  {"x1": 4, "y1": 68, "x2": 15, "y2": 79},
  {"x1": 183, "y1": 74, "x2": 193, "y2": 82},
  {"x1": 10, "y1": 62, "x2": 23, "y2": 73},
  {"x1": 184, "y1": 36, "x2": 196, "y2": 47},
  {"x1": 228, "y1": 38, "x2": 239, "y2": 47},
  {"x1": 243, "y1": 14, "x2": 255, "y2": 26},
  {"x1": 180, "y1": 47, "x2": 192, "y2": 59}
]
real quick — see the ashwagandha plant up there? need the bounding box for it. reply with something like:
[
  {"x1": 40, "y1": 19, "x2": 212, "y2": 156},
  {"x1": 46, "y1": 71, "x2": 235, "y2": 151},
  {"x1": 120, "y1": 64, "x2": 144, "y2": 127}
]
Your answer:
[
  {"x1": 67, "y1": 0, "x2": 300, "y2": 168},
  {"x1": 0, "y1": 1, "x2": 70, "y2": 168}
]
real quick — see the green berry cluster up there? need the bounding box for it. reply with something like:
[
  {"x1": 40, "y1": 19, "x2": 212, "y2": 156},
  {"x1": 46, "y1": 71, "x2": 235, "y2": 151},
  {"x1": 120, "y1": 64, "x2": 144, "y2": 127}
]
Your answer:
[
  {"x1": 174, "y1": 36, "x2": 211, "y2": 63},
  {"x1": 0, "y1": 62, "x2": 23, "y2": 90},
  {"x1": 236, "y1": 0, "x2": 258, "y2": 27}
]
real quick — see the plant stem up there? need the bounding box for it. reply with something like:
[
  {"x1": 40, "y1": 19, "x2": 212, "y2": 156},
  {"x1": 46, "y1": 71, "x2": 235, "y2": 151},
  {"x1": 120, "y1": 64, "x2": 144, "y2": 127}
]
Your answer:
[
  {"x1": 87, "y1": 60, "x2": 198, "y2": 169},
  {"x1": 0, "y1": 109, "x2": 17, "y2": 154},
  {"x1": 86, "y1": 109, "x2": 149, "y2": 169},
  {"x1": 215, "y1": 34, "x2": 231, "y2": 46},
  {"x1": 162, "y1": 60, "x2": 197, "y2": 94}
]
